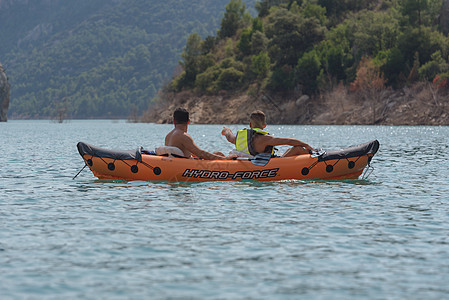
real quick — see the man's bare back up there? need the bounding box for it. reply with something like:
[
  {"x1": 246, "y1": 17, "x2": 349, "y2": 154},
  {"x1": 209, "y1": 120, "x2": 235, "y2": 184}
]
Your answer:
[
  {"x1": 165, "y1": 107, "x2": 234, "y2": 160},
  {"x1": 165, "y1": 128, "x2": 193, "y2": 158}
]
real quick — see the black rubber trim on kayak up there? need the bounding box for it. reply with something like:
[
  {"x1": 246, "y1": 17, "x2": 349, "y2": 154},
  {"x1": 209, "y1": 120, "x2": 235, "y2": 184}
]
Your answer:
[
  {"x1": 318, "y1": 140, "x2": 380, "y2": 162},
  {"x1": 157, "y1": 153, "x2": 188, "y2": 159},
  {"x1": 77, "y1": 142, "x2": 142, "y2": 162}
]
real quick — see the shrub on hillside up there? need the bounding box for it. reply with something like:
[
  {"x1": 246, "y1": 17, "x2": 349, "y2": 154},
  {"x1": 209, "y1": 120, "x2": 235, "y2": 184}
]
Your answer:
[
  {"x1": 251, "y1": 51, "x2": 270, "y2": 79},
  {"x1": 195, "y1": 66, "x2": 221, "y2": 93},
  {"x1": 296, "y1": 50, "x2": 322, "y2": 95},
  {"x1": 217, "y1": 67, "x2": 245, "y2": 90},
  {"x1": 419, "y1": 51, "x2": 449, "y2": 81},
  {"x1": 350, "y1": 57, "x2": 386, "y2": 94}
]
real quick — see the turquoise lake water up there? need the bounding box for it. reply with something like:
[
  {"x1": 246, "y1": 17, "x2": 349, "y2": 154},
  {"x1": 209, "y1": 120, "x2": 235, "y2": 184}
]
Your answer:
[{"x1": 1, "y1": 120, "x2": 448, "y2": 299}]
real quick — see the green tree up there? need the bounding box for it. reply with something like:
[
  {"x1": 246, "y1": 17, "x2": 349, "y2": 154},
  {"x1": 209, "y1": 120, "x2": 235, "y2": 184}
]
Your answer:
[
  {"x1": 400, "y1": 0, "x2": 429, "y2": 27},
  {"x1": 301, "y1": 1, "x2": 328, "y2": 26},
  {"x1": 317, "y1": 0, "x2": 371, "y2": 25},
  {"x1": 195, "y1": 66, "x2": 220, "y2": 93},
  {"x1": 320, "y1": 41, "x2": 352, "y2": 83},
  {"x1": 378, "y1": 48, "x2": 405, "y2": 87},
  {"x1": 398, "y1": 27, "x2": 434, "y2": 70},
  {"x1": 251, "y1": 51, "x2": 271, "y2": 78},
  {"x1": 256, "y1": 0, "x2": 291, "y2": 17},
  {"x1": 266, "y1": 9, "x2": 303, "y2": 67},
  {"x1": 179, "y1": 33, "x2": 203, "y2": 88},
  {"x1": 217, "y1": 67, "x2": 245, "y2": 90},
  {"x1": 296, "y1": 50, "x2": 322, "y2": 94},
  {"x1": 266, "y1": 8, "x2": 325, "y2": 67},
  {"x1": 419, "y1": 50, "x2": 449, "y2": 80},
  {"x1": 238, "y1": 28, "x2": 252, "y2": 56},
  {"x1": 252, "y1": 17, "x2": 264, "y2": 33},
  {"x1": 251, "y1": 31, "x2": 269, "y2": 55},
  {"x1": 352, "y1": 11, "x2": 400, "y2": 57},
  {"x1": 268, "y1": 64, "x2": 296, "y2": 91},
  {"x1": 218, "y1": 0, "x2": 247, "y2": 39},
  {"x1": 202, "y1": 36, "x2": 217, "y2": 54}
]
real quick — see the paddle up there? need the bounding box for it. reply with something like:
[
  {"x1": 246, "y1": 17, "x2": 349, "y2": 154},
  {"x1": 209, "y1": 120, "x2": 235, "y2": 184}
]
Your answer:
[
  {"x1": 251, "y1": 152, "x2": 272, "y2": 167},
  {"x1": 250, "y1": 149, "x2": 325, "y2": 167}
]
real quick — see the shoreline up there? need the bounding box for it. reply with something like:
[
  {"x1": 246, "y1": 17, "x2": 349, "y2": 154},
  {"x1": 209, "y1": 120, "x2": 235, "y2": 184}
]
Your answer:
[{"x1": 142, "y1": 82, "x2": 449, "y2": 126}]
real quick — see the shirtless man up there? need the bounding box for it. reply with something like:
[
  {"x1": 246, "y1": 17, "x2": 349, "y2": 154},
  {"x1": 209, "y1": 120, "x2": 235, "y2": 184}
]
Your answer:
[
  {"x1": 221, "y1": 110, "x2": 315, "y2": 157},
  {"x1": 166, "y1": 108, "x2": 233, "y2": 160}
]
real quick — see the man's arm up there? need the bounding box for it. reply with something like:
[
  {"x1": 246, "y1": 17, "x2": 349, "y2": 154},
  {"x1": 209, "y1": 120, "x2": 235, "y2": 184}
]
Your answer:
[
  {"x1": 262, "y1": 135, "x2": 315, "y2": 152},
  {"x1": 183, "y1": 134, "x2": 227, "y2": 160},
  {"x1": 221, "y1": 127, "x2": 236, "y2": 144}
]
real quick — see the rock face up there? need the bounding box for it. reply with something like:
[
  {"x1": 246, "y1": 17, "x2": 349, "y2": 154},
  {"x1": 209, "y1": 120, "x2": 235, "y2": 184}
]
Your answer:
[
  {"x1": 144, "y1": 82, "x2": 449, "y2": 126},
  {"x1": 0, "y1": 62, "x2": 10, "y2": 122},
  {"x1": 442, "y1": 0, "x2": 449, "y2": 34}
]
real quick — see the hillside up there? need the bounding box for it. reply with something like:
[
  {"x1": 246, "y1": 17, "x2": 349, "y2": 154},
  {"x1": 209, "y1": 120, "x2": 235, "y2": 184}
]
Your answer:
[
  {"x1": 145, "y1": 0, "x2": 449, "y2": 125},
  {"x1": 143, "y1": 84, "x2": 449, "y2": 125},
  {"x1": 0, "y1": 0, "x2": 257, "y2": 119}
]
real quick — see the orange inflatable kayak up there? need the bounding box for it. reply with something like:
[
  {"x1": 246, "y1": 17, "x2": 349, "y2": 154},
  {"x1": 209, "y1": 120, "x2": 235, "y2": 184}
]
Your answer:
[{"x1": 76, "y1": 140, "x2": 379, "y2": 182}]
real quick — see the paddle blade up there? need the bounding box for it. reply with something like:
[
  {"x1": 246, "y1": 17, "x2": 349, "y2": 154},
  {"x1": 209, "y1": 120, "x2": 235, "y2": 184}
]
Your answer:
[{"x1": 251, "y1": 152, "x2": 271, "y2": 167}]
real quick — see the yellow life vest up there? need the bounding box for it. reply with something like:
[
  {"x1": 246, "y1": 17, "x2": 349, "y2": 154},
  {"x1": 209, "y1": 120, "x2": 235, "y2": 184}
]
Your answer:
[{"x1": 235, "y1": 128, "x2": 274, "y2": 156}]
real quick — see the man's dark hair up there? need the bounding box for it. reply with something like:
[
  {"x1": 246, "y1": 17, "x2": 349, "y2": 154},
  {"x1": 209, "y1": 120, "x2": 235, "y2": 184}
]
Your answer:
[{"x1": 173, "y1": 107, "x2": 189, "y2": 124}]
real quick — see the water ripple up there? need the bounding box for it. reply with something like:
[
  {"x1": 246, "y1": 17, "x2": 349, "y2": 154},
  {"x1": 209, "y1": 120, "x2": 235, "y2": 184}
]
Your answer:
[{"x1": 1, "y1": 121, "x2": 448, "y2": 299}]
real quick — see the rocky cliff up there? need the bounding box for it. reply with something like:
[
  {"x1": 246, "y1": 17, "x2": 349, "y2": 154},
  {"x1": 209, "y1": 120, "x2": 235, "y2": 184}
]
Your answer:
[
  {"x1": 143, "y1": 83, "x2": 449, "y2": 125},
  {"x1": 0, "y1": 62, "x2": 10, "y2": 122}
]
